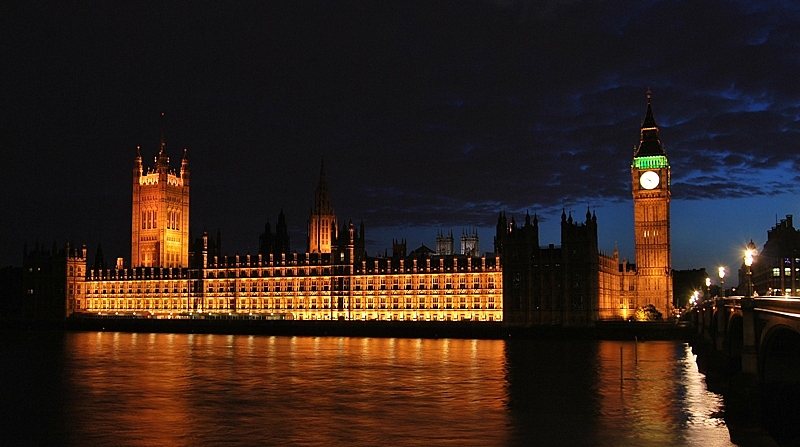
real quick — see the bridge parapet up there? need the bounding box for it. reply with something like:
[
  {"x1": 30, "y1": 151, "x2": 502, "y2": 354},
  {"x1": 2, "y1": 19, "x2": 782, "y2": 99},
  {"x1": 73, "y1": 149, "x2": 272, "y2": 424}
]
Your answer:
[{"x1": 692, "y1": 295, "x2": 800, "y2": 380}]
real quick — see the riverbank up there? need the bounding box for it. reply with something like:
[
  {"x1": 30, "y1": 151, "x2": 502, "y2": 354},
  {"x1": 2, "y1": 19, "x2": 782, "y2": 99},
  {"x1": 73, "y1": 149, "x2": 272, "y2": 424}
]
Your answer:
[{"x1": 3, "y1": 316, "x2": 691, "y2": 341}]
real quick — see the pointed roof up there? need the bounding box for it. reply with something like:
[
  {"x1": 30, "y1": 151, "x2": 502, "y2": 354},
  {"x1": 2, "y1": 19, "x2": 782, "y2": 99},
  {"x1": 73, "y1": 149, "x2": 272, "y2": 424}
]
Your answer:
[
  {"x1": 635, "y1": 89, "x2": 666, "y2": 158},
  {"x1": 642, "y1": 89, "x2": 657, "y2": 129}
]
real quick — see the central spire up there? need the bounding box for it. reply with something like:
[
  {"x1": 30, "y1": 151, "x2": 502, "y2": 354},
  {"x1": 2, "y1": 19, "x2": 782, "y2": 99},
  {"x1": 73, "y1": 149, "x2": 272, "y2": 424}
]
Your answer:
[{"x1": 308, "y1": 159, "x2": 337, "y2": 254}]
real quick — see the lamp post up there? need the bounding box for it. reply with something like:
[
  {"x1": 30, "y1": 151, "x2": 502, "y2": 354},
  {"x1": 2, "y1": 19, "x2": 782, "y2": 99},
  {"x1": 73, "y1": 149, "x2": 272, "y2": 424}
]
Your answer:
[
  {"x1": 705, "y1": 277, "x2": 711, "y2": 301},
  {"x1": 741, "y1": 240, "x2": 759, "y2": 375},
  {"x1": 744, "y1": 240, "x2": 758, "y2": 298},
  {"x1": 718, "y1": 267, "x2": 725, "y2": 298}
]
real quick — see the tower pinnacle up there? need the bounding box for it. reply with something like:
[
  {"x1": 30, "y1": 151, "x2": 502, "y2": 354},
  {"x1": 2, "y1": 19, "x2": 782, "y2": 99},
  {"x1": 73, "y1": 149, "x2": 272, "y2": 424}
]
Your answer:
[{"x1": 635, "y1": 90, "x2": 665, "y2": 157}]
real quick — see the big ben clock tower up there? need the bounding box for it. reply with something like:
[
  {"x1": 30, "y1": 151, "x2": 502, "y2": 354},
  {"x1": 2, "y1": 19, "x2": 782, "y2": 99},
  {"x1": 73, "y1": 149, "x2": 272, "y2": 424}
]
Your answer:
[{"x1": 632, "y1": 90, "x2": 673, "y2": 318}]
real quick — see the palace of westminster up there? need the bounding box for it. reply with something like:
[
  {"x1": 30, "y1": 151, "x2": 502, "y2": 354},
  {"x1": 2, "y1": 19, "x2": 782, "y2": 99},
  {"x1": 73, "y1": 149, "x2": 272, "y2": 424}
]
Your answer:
[{"x1": 21, "y1": 94, "x2": 674, "y2": 326}]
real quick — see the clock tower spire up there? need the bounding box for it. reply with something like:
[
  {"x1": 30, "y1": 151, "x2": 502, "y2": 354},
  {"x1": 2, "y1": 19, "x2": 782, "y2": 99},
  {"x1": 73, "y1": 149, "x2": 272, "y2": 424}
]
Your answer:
[{"x1": 631, "y1": 89, "x2": 673, "y2": 318}]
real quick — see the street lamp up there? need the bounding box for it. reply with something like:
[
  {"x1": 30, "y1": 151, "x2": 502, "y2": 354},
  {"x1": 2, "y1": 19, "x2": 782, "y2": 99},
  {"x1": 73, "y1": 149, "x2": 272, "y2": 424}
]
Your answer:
[
  {"x1": 705, "y1": 277, "x2": 711, "y2": 301},
  {"x1": 718, "y1": 266, "x2": 725, "y2": 298},
  {"x1": 744, "y1": 240, "x2": 758, "y2": 298}
]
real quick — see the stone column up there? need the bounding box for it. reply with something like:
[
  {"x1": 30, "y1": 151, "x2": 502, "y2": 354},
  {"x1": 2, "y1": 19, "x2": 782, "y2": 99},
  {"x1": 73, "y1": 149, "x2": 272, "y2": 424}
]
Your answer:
[{"x1": 740, "y1": 297, "x2": 759, "y2": 376}]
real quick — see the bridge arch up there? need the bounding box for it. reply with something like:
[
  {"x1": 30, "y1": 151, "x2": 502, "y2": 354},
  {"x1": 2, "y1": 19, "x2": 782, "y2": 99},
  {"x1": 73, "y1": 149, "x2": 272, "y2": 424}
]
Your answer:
[
  {"x1": 759, "y1": 324, "x2": 800, "y2": 441},
  {"x1": 760, "y1": 325, "x2": 800, "y2": 383}
]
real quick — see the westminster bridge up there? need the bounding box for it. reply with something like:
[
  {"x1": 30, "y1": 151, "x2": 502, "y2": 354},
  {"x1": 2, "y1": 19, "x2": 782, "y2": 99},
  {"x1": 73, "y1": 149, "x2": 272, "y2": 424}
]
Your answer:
[{"x1": 693, "y1": 296, "x2": 800, "y2": 382}]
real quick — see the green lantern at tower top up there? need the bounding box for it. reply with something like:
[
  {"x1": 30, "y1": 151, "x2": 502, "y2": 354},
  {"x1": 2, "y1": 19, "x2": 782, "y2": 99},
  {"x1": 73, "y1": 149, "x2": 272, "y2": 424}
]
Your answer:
[{"x1": 633, "y1": 155, "x2": 669, "y2": 170}]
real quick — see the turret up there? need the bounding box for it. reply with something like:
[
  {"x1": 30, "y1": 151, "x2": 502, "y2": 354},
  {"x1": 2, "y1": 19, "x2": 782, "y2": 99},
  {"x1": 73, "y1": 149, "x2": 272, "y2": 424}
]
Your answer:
[
  {"x1": 202, "y1": 231, "x2": 208, "y2": 268},
  {"x1": 133, "y1": 146, "x2": 143, "y2": 180},
  {"x1": 180, "y1": 148, "x2": 190, "y2": 186}
]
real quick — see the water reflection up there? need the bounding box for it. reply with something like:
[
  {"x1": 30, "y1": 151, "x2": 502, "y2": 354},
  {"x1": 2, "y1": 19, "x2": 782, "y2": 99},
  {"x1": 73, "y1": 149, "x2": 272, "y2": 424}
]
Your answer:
[
  {"x1": 63, "y1": 333, "x2": 510, "y2": 446},
  {"x1": 593, "y1": 342, "x2": 730, "y2": 446},
  {"x1": 0, "y1": 332, "x2": 739, "y2": 446}
]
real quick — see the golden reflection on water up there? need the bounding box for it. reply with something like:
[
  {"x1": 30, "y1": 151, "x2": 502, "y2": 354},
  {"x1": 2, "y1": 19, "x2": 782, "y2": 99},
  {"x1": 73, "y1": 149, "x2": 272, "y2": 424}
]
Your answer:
[
  {"x1": 55, "y1": 333, "x2": 736, "y2": 446},
  {"x1": 65, "y1": 333, "x2": 510, "y2": 446}
]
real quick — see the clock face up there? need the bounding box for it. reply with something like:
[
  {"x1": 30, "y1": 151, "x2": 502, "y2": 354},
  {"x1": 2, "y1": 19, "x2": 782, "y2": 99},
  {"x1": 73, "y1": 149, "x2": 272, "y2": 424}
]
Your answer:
[{"x1": 639, "y1": 171, "x2": 660, "y2": 190}]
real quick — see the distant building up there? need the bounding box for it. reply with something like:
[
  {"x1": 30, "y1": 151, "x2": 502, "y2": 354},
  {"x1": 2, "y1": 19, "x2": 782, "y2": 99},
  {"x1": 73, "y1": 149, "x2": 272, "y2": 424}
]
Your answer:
[
  {"x1": 461, "y1": 229, "x2": 480, "y2": 257},
  {"x1": 435, "y1": 229, "x2": 479, "y2": 257},
  {"x1": 23, "y1": 242, "x2": 86, "y2": 321},
  {"x1": 436, "y1": 230, "x2": 454, "y2": 255},
  {"x1": 749, "y1": 215, "x2": 800, "y2": 296}
]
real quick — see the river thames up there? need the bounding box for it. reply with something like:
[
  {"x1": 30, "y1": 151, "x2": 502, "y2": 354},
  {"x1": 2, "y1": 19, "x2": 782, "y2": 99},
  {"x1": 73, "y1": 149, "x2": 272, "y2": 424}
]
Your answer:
[{"x1": 2, "y1": 331, "x2": 741, "y2": 446}]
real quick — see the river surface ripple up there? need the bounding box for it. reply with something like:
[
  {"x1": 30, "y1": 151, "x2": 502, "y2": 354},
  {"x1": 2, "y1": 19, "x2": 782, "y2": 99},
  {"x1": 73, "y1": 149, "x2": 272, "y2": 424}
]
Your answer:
[{"x1": 1, "y1": 331, "x2": 736, "y2": 446}]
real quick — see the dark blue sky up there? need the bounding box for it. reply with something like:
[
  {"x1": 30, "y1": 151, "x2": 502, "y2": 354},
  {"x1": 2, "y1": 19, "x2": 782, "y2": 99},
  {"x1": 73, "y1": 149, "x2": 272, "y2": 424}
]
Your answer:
[{"x1": 3, "y1": 1, "x2": 800, "y2": 285}]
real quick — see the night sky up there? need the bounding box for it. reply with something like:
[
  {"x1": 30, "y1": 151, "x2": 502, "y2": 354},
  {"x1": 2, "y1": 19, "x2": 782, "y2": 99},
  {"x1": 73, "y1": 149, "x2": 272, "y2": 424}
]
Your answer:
[{"x1": 3, "y1": 1, "x2": 800, "y2": 284}]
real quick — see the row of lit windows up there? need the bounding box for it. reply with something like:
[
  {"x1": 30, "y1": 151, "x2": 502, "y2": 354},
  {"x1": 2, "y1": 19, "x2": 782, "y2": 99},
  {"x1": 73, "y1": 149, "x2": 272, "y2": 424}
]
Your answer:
[
  {"x1": 139, "y1": 209, "x2": 182, "y2": 230},
  {"x1": 201, "y1": 275, "x2": 498, "y2": 287},
  {"x1": 352, "y1": 276, "x2": 496, "y2": 287},
  {"x1": 206, "y1": 283, "x2": 329, "y2": 293},
  {"x1": 206, "y1": 268, "x2": 333, "y2": 278},
  {"x1": 200, "y1": 262, "x2": 498, "y2": 275},
  {"x1": 771, "y1": 267, "x2": 800, "y2": 277},
  {"x1": 84, "y1": 296, "x2": 497, "y2": 311}
]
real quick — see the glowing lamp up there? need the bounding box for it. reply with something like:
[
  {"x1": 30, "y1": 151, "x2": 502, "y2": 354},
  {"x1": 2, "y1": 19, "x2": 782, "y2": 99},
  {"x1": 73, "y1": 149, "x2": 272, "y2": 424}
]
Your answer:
[{"x1": 744, "y1": 240, "x2": 758, "y2": 267}]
